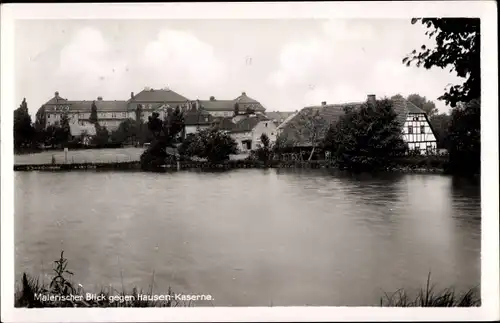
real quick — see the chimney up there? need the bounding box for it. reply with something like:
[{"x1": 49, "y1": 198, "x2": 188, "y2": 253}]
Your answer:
[
  {"x1": 55, "y1": 91, "x2": 60, "y2": 98},
  {"x1": 210, "y1": 96, "x2": 215, "y2": 101},
  {"x1": 97, "y1": 96, "x2": 103, "y2": 101},
  {"x1": 321, "y1": 101, "x2": 327, "y2": 106},
  {"x1": 242, "y1": 92, "x2": 246, "y2": 96},
  {"x1": 367, "y1": 94, "x2": 376, "y2": 104},
  {"x1": 130, "y1": 92, "x2": 134, "y2": 99}
]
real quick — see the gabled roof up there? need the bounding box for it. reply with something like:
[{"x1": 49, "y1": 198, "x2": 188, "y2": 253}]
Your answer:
[
  {"x1": 276, "y1": 112, "x2": 299, "y2": 130},
  {"x1": 130, "y1": 88, "x2": 189, "y2": 103},
  {"x1": 265, "y1": 111, "x2": 296, "y2": 123},
  {"x1": 233, "y1": 92, "x2": 266, "y2": 112},
  {"x1": 234, "y1": 92, "x2": 259, "y2": 104},
  {"x1": 231, "y1": 114, "x2": 270, "y2": 133},
  {"x1": 43, "y1": 93, "x2": 69, "y2": 105}
]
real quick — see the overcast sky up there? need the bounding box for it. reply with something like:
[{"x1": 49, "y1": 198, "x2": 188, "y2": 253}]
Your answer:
[{"x1": 15, "y1": 19, "x2": 463, "y2": 117}]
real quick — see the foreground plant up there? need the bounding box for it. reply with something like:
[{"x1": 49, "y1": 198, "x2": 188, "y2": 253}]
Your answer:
[
  {"x1": 15, "y1": 251, "x2": 189, "y2": 308},
  {"x1": 380, "y1": 273, "x2": 480, "y2": 307}
]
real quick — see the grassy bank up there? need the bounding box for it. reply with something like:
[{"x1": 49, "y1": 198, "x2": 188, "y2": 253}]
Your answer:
[{"x1": 16, "y1": 251, "x2": 480, "y2": 307}]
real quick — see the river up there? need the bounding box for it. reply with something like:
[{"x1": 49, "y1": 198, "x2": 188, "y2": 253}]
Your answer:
[{"x1": 14, "y1": 169, "x2": 481, "y2": 306}]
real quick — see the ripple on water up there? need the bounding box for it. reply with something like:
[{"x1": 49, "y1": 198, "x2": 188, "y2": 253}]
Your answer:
[{"x1": 14, "y1": 170, "x2": 481, "y2": 306}]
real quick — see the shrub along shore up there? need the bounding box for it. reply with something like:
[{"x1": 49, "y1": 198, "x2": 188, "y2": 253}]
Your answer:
[{"x1": 13, "y1": 158, "x2": 448, "y2": 174}]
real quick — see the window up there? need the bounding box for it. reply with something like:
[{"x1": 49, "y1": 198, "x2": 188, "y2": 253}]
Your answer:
[
  {"x1": 420, "y1": 125, "x2": 425, "y2": 134},
  {"x1": 413, "y1": 116, "x2": 419, "y2": 121},
  {"x1": 408, "y1": 126, "x2": 413, "y2": 134},
  {"x1": 265, "y1": 123, "x2": 268, "y2": 127}
]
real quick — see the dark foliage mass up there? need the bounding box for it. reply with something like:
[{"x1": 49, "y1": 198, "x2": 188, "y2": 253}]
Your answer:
[
  {"x1": 323, "y1": 98, "x2": 407, "y2": 172},
  {"x1": 14, "y1": 98, "x2": 35, "y2": 151},
  {"x1": 178, "y1": 128, "x2": 238, "y2": 163},
  {"x1": 403, "y1": 18, "x2": 480, "y2": 108},
  {"x1": 403, "y1": 18, "x2": 480, "y2": 176},
  {"x1": 140, "y1": 106, "x2": 185, "y2": 169}
]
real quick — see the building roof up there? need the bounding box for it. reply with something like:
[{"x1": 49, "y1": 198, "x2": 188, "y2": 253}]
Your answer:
[
  {"x1": 265, "y1": 111, "x2": 296, "y2": 121},
  {"x1": 199, "y1": 99, "x2": 235, "y2": 112},
  {"x1": 130, "y1": 88, "x2": 189, "y2": 103},
  {"x1": 233, "y1": 92, "x2": 266, "y2": 112},
  {"x1": 232, "y1": 114, "x2": 270, "y2": 133},
  {"x1": 213, "y1": 114, "x2": 270, "y2": 133},
  {"x1": 278, "y1": 105, "x2": 346, "y2": 147},
  {"x1": 213, "y1": 117, "x2": 237, "y2": 131},
  {"x1": 279, "y1": 95, "x2": 426, "y2": 147},
  {"x1": 184, "y1": 108, "x2": 213, "y2": 126},
  {"x1": 70, "y1": 100, "x2": 129, "y2": 112},
  {"x1": 276, "y1": 112, "x2": 299, "y2": 130},
  {"x1": 234, "y1": 92, "x2": 259, "y2": 104}
]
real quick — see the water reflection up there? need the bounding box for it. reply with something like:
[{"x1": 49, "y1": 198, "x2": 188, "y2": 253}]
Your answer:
[{"x1": 15, "y1": 170, "x2": 481, "y2": 306}]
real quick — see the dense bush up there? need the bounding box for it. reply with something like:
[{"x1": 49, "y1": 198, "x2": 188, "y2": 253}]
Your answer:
[
  {"x1": 177, "y1": 128, "x2": 238, "y2": 163},
  {"x1": 323, "y1": 99, "x2": 407, "y2": 172},
  {"x1": 140, "y1": 107, "x2": 185, "y2": 171}
]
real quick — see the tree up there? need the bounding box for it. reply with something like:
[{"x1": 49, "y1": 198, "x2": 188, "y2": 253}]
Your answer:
[
  {"x1": 178, "y1": 128, "x2": 238, "y2": 163},
  {"x1": 140, "y1": 107, "x2": 185, "y2": 169},
  {"x1": 404, "y1": 18, "x2": 480, "y2": 175},
  {"x1": 403, "y1": 18, "x2": 479, "y2": 107},
  {"x1": 447, "y1": 99, "x2": 480, "y2": 174},
  {"x1": 89, "y1": 101, "x2": 98, "y2": 125},
  {"x1": 323, "y1": 98, "x2": 407, "y2": 171},
  {"x1": 54, "y1": 114, "x2": 71, "y2": 147},
  {"x1": 281, "y1": 109, "x2": 329, "y2": 161},
  {"x1": 407, "y1": 94, "x2": 438, "y2": 117},
  {"x1": 110, "y1": 118, "x2": 137, "y2": 144},
  {"x1": 135, "y1": 104, "x2": 143, "y2": 145},
  {"x1": 14, "y1": 98, "x2": 35, "y2": 150},
  {"x1": 92, "y1": 126, "x2": 109, "y2": 146},
  {"x1": 33, "y1": 106, "x2": 47, "y2": 146},
  {"x1": 429, "y1": 113, "x2": 451, "y2": 149},
  {"x1": 254, "y1": 133, "x2": 272, "y2": 162}
]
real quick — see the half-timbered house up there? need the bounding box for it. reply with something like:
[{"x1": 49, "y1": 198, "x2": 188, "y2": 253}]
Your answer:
[{"x1": 278, "y1": 94, "x2": 438, "y2": 156}]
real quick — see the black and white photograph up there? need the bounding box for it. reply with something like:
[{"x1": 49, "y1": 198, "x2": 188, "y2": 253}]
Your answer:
[{"x1": 1, "y1": 2, "x2": 498, "y2": 322}]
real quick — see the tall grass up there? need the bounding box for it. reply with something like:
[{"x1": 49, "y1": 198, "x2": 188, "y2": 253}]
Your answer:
[
  {"x1": 16, "y1": 251, "x2": 480, "y2": 307},
  {"x1": 380, "y1": 273, "x2": 480, "y2": 307},
  {"x1": 15, "y1": 251, "x2": 192, "y2": 308}
]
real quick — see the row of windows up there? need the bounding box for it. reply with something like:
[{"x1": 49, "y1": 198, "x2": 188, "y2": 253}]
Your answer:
[
  {"x1": 411, "y1": 146, "x2": 435, "y2": 154},
  {"x1": 405, "y1": 125, "x2": 426, "y2": 134},
  {"x1": 47, "y1": 112, "x2": 128, "y2": 119}
]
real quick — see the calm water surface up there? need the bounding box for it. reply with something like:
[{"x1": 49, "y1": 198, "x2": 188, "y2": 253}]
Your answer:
[{"x1": 15, "y1": 169, "x2": 481, "y2": 306}]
